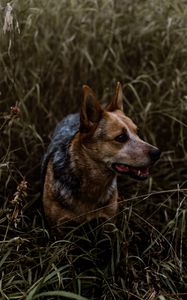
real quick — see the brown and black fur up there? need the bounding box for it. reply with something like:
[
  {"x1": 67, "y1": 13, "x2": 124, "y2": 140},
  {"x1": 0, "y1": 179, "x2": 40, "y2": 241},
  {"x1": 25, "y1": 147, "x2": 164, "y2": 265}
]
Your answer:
[{"x1": 41, "y1": 83, "x2": 160, "y2": 231}]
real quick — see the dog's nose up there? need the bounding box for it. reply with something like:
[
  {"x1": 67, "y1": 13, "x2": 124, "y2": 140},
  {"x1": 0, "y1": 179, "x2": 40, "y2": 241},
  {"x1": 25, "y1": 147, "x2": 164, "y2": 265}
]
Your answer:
[{"x1": 149, "y1": 148, "x2": 161, "y2": 162}]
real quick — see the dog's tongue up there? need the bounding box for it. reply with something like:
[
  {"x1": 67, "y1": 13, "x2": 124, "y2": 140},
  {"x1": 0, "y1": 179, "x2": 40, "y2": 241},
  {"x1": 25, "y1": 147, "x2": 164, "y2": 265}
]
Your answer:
[
  {"x1": 115, "y1": 164, "x2": 129, "y2": 173},
  {"x1": 114, "y1": 164, "x2": 149, "y2": 177}
]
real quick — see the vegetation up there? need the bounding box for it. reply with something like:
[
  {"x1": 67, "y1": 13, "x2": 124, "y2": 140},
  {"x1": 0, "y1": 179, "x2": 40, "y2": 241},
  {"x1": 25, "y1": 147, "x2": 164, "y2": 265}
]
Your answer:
[{"x1": 0, "y1": 0, "x2": 186, "y2": 299}]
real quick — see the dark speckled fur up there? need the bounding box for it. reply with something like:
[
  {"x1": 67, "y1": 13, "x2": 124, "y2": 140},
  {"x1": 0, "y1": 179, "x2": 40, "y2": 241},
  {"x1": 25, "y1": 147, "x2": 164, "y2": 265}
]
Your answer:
[{"x1": 41, "y1": 113, "x2": 80, "y2": 204}]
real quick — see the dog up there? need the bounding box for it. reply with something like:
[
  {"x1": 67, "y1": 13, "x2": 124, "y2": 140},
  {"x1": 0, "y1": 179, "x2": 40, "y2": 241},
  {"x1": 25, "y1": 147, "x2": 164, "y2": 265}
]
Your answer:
[{"x1": 41, "y1": 83, "x2": 160, "y2": 231}]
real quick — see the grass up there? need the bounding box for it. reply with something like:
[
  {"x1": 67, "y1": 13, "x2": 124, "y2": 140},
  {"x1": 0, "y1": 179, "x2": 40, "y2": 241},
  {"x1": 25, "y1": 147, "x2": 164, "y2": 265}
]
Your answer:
[{"x1": 0, "y1": 0, "x2": 187, "y2": 299}]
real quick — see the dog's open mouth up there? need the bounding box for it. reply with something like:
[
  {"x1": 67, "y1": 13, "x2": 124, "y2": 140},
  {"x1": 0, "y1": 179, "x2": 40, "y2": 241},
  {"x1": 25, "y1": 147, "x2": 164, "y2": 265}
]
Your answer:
[{"x1": 112, "y1": 163, "x2": 149, "y2": 180}]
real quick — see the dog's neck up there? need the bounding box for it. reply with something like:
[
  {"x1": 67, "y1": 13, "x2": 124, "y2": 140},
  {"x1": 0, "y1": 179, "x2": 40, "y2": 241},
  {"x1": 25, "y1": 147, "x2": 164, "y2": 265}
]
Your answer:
[{"x1": 70, "y1": 143, "x2": 118, "y2": 204}]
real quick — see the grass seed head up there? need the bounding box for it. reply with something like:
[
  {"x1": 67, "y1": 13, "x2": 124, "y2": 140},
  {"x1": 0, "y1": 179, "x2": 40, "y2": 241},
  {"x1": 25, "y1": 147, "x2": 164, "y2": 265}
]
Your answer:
[
  {"x1": 3, "y1": 2, "x2": 13, "y2": 34},
  {"x1": 10, "y1": 101, "x2": 21, "y2": 118}
]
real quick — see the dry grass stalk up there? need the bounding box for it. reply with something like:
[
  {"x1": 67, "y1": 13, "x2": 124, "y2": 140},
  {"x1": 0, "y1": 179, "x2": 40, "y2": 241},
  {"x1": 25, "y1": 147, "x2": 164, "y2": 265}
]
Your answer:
[
  {"x1": 3, "y1": 3, "x2": 13, "y2": 34},
  {"x1": 8, "y1": 179, "x2": 28, "y2": 227}
]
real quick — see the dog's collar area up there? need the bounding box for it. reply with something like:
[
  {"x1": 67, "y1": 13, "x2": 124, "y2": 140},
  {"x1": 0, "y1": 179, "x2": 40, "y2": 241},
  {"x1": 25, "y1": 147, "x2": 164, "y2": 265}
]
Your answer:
[{"x1": 111, "y1": 163, "x2": 149, "y2": 180}]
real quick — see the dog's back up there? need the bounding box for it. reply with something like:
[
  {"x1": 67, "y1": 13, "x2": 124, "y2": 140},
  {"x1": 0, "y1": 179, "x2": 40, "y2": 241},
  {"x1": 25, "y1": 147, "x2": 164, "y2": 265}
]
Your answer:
[{"x1": 41, "y1": 113, "x2": 79, "y2": 184}]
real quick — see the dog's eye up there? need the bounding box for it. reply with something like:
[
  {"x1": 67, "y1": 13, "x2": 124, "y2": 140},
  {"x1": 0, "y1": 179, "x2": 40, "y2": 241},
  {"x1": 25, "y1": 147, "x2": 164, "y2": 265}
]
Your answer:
[{"x1": 115, "y1": 133, "x2": 129, "y2": 143}]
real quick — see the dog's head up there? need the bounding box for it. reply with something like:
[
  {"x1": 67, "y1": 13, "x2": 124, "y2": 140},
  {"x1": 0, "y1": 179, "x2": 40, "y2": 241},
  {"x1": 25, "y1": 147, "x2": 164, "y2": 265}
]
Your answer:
[{"x1": 78, "y1": 83, "x2": 160, "y2": 180}]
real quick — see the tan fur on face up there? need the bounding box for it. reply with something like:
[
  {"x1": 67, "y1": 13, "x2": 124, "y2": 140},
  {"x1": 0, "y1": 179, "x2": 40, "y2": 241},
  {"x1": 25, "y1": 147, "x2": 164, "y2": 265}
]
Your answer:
[{"x1": 79, "y1": 109, "x2": 155, "y2": 169}]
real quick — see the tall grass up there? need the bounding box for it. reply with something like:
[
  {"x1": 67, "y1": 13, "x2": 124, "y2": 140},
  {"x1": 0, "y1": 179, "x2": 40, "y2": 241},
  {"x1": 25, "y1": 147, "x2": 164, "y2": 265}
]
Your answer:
[{"x1": 0, "y1": 0, "x2": 187, "y2": 299}]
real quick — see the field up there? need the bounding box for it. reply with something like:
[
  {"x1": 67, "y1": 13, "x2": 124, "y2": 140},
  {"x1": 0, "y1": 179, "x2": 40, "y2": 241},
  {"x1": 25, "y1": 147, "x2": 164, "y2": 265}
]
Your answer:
[{"x1": 0, "y1": 0, "x2": 187, "y2": 299}]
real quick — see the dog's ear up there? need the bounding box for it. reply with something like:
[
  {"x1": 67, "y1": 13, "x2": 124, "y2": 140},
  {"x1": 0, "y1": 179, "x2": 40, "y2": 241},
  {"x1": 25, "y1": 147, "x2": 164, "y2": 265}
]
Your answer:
[
  {"x1": 107, "y1": 82, "x2": 124, "y2": 112},
  {"x1": 80, "y1": 85, "x2": 103, "y2": 133}
]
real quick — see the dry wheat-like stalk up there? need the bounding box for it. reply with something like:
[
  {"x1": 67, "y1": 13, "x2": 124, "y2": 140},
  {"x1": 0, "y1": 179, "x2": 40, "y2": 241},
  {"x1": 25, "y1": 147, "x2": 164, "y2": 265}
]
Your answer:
[
  {"x1": 8, "y1": 179, "x2": 28, "y2": 227},
  {"x1": 3, "y1": 2, "x2": 13, "y2": 34}
]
